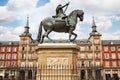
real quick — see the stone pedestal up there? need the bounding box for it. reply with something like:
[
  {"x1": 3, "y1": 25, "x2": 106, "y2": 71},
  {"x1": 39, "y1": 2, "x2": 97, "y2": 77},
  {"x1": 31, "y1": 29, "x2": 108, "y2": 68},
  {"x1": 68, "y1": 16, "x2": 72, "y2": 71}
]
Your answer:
[{"x1": 36, "y1": 43, "x2": 79, "y2": 80}]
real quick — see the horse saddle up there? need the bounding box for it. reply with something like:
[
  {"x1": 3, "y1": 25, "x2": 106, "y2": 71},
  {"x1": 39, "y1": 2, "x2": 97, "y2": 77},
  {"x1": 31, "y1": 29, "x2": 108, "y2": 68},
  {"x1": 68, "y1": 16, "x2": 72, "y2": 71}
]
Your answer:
[{"x1": 52, "y1": 16, "x2": 67, "y2": 22}]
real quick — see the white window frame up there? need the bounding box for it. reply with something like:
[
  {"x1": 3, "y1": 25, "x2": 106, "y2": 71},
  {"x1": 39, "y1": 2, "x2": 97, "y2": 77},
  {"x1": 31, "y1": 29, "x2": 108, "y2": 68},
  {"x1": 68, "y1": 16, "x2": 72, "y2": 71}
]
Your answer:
[
  {"x1": 7, "y1": 47, "x2": 11, "y2": 52},
  {"x1": 28, "y1": 62, "x2": 33, "y2": 67},
  {"x1": 112, "y1": 61, "x2": 116, "y2": 67},
  {"x1": 105, "y1": 61, "x2": 109, "y2": 67},
  {"x1": 104, "y1": 46, "x2": 108, "y2": 52},
  {"x1": 6, "y1": 54, "x2": 10, "y2": 60},
  {"x1": 88, "y1": 54, "x2": 92, "y2": 59},
  {"x1": 118, "y1": 47, "x2": 120, "y2": 51},
  {"x1": 80, "y1": 46, "x2": 85, "y2": 51},
  {"x1": 80, "y1": 53, "x2": 85, "y2": 59},
  {"x1": 13, "y1": 47, "x2": 17, "y2": 52},
  {"x1": 104, "y1": 53, "x2": 109, "y2": 59},
  {"x1": 118, "y1": 53, "x2": 120, "y2": 59},
  {"x1": 111, "y1": 46, "x2": 115, "y2": 51},
  {"x1": 6, "y1": 62, "x2": 10, "y2": 67},
  {"x1": 112, "y1": 53, "x2": 116, "y2": 59},
  {"x1": 1, "y1": 47, "x2": 5, "y2": 52},
  {"x1": 12, "y1": 54, "x2": 16, "y2": 60},
  {"x1": 0, "y1": 62, "x2": 3, "y2": 67},
  {"x1": 21, "y1": 62, "x2": 25, "y2": 67},
  {"x1": 11, "y1": 61, "x2": 16, "y2": 67},
  {"x1": 0, "y1": 54, "x2": 4, "y2": 59}
]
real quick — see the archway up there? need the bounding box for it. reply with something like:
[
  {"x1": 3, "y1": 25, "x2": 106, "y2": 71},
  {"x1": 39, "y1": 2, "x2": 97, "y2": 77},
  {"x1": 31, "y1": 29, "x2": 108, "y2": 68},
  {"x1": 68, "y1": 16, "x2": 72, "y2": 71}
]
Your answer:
[
  {"x1": 19, "y1": 70, "x2": 25, "y2": 80},
  {"x1": 81, "y1": 70, "x2": 85, "y2": 80},
  {"x1": 28, "y1": 70, "x2": 32, "y2": 80}
]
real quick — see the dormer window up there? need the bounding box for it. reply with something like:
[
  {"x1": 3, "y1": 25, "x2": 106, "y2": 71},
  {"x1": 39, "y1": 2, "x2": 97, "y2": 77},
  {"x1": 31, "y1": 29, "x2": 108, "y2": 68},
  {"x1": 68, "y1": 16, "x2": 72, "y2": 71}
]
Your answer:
[
  {"x1": 9, "y1": 42, "x2": 13, "y2": 45},
  {"x1": 110, "y1": 41, "x2": 113, "y2": 45}
]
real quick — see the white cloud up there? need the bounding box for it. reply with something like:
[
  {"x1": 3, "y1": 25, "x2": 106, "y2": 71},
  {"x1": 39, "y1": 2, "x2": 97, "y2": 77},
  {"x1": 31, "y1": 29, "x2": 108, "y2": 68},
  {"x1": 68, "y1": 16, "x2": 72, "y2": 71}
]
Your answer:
[
  {"x1": 102, "y1": 30, "x2": 120, "y2": 40},
  {"x1": 0, "y1": 26, "x2": 20, "y2": 41},
  {"x1": 0, "y1": 0, "x2": 120, "y2": 41}
]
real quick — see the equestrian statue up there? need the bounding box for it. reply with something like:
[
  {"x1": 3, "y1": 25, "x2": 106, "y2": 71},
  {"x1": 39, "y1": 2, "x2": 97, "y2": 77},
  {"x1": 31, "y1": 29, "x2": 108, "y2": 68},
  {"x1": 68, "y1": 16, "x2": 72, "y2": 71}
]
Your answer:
[{"x1": 37, "y1": 2, "x2": 84, "y2": 43}]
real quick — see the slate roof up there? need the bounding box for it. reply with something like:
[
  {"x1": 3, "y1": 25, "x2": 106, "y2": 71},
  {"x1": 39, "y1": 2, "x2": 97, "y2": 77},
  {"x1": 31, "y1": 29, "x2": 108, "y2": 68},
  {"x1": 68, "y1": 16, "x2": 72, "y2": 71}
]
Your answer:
[
  {"x1": 0, "y1": 41, "x2": 19, "y2": 46},
  {"x1": 101, "y1": 40, "x2": 120, "y2": 45}
]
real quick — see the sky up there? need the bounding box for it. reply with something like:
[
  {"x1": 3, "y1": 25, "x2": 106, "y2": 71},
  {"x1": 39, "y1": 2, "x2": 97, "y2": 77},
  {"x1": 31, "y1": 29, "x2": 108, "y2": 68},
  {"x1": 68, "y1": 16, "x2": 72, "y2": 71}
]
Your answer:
[{"x1": 0, "y1": 0, "x2": 120, "y2": 41}]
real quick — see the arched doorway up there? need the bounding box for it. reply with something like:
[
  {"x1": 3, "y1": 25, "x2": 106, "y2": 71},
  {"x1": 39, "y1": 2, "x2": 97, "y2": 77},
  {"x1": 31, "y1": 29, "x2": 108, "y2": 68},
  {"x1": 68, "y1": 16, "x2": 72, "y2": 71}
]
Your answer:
[
  {"x1": 28, "y1": 70, "x2": 32, "y2": 80},
  {"x1": 95, "y1": 70, "x2": 101, "y2": 80},
  {"x1": 19, "y1": 70, "x2": 25, "y2": 80},
  {"x1": 81, "y1": 70, "x2": 85, "y2": 80}
]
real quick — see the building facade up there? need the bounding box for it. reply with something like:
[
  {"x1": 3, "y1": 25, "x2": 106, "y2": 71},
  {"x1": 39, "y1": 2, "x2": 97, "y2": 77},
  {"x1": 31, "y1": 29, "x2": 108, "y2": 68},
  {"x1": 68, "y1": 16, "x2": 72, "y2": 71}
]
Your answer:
[
  {"x1": 77, "y1": 18, "x2": 102, "y2": 80},
  {"x1": 102, "y1": 40, "x2": 120, "y2": 80},
  {"x1": 18, "y1": 17, "x2": 37, "y2": 80},
  {"x1": 0, "y1": 41, "x2": 19, "y2": 80},
  {"x1": 0, "y1": 17, "x2": 119, "y2": 80}
]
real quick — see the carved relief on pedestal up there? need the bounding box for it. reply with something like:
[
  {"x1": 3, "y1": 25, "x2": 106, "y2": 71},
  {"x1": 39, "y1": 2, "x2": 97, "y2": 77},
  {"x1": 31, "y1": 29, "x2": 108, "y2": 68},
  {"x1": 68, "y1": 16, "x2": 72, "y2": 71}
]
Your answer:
[{"x1": 47, "y1": 57, "x2": 68, "y2": 69}]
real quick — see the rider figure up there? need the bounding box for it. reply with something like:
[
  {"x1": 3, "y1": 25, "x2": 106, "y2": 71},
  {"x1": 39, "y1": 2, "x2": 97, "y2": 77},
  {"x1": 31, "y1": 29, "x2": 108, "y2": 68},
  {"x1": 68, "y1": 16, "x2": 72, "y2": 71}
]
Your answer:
[
  {"x1": 56, "y1": 2, "x2": 69, "y2": 19},
  {"x1": 55, "y1": 2, "x2": 70, "y2": 26}
]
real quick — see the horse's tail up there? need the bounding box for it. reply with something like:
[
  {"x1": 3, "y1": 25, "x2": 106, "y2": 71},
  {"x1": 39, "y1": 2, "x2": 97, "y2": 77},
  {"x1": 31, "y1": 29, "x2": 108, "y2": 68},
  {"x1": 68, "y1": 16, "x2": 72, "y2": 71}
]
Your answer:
[{"x1": 37, "y1": 22, "x2": 42, "y2": 42}]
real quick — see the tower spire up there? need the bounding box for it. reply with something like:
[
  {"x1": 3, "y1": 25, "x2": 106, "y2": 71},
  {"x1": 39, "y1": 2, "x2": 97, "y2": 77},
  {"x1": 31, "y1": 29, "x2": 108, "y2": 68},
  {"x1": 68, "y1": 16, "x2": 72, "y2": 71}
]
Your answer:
[
  {"x1": 92, "y1": 16, "x2": 96, "y2": 27},
  {"x1": 24, "y1": 16, "x2": 29, "y2": 33},
  {"x1": 92, "y1": 16, "x2": 97, "y2": 32},
  {"x1": 26, "y1": 16, "x2": 29, "y2": 27}
]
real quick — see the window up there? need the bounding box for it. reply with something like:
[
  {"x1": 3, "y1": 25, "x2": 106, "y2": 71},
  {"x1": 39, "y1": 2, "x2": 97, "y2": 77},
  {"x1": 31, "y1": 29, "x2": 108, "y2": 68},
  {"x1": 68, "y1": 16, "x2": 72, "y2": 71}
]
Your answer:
[
  {"x1": 6, "y1": 62, "x2": 10, "y2": 67},
  {"x1": 80, "y1": 53, "x2": 85, "y2": 59},
  {"x1": 22, "y1": 47, "x2": 26, "y2": 51},
  {"x1": 112, "y1": 53, "x2": 116, "y2": 59},
  {"x1": 95, "y1": 46, "x2": 99, "y2": 50},
  {"x1": 0, "y1": 54, "x2": 4, "y2": 59},
  {"x1": 0, "y1": 62, "x2": 3, "y2": 67},
  {"x1": 87, "y1": 46, "x2": 91, "y2": 51},
  {"x1": 11, "y1": 62, "x2": 16, "y2": 67},
  {"x1": 80, "y1": 46, "x2": 85, "y2": 51},
  {"x1": 1, "y1": 47, "x2": 5, "y2": 52},
  {"x1": 28, "y1": 62, "x2": 33, "y2": 67},
  {"x1": 104, "y1": 53, "x2": 109, "y2": 59},
  {"x1": 88, "y1": 61, "x2": 92, "y2": 67},
  {"x1": 7, "y1": 47, "x2": 11, "y2": 52},
  {"x1": 22, "y1": 39, "x2": 26, "y2": 44},
  {"x1": 104, "y1": 46, "x2": 108, "y2": 52},
  {"x1": 112, "y1": 61, "x2": 116, "y2": 67},
  {"x1": 28, "y1": 54, "x2": 32, "y2": 59},
  {"x1": 21, "y1": 62, "x2": 25, "y2": 67},
  {"x1": 118, "y1": 53, "x2": 120, "y2": 59},
  {"x1": 13, "y1": 47, "x2": 17, "y2": 52},
  {"x1": 96, "y1": 61, "x2": 100, "y2": 66},
  {"x1": 6, "y1": 54, "x2": 10, "y2": 60},
  {"x1": 12, "y1": 54, "x2": 16, "y2": 60},
  {"x1": 118, "y1": 47, "x2": 120, "y2": 52},
  {"x1": 81, "y1": 61, "x2": 84, "y2": 66},
  {"x1": 88, "y1": 54, "x2": 92, "y2": 59},
  {"x1": 105, "y1": 61, "x2": 109, "y2": 67},
  {"x1": 21, "y1": 54, "x2": 25, "y2": 59},
  {"x1": 119, "y1": 61, "x2": 120, "y2": 66},
  {"x1": 96, "y1": 53, "x2": 100, "y2": 59},
  {"x1": 111, "y1": 46, "x2": 115, "y2": 52}
]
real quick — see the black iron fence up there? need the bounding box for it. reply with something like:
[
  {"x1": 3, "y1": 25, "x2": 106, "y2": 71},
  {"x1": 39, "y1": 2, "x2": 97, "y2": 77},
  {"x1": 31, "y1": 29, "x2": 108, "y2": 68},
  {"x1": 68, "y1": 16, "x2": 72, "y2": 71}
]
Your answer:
[{"x1": 38, "y1": 65, "x2": 77, "y2": 80}]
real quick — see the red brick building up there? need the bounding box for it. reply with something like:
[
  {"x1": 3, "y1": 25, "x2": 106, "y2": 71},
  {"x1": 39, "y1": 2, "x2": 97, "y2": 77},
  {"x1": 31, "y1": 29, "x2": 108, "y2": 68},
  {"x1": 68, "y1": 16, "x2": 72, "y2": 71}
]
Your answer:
[
  {"x1": 0, "y1": 41, "x2": 19, "y2": 79},
  {"x1": 102, "y1": 40, "x2": 120, "y2": 80}
]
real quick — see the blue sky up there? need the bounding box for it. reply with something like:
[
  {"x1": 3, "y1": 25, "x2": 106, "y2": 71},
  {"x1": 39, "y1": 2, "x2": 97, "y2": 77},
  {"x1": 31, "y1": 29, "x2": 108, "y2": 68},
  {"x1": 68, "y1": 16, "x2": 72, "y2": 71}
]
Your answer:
[{"x1": 0, "y1": 0, "x2": 120, "y2": 41}]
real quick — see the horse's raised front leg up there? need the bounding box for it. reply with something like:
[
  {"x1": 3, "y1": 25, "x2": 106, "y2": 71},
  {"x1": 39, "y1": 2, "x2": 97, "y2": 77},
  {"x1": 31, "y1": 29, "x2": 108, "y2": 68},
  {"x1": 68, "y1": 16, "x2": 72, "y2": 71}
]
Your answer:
[{"x1": 69, "y1": 27, "x2": 77, "y2": 42}]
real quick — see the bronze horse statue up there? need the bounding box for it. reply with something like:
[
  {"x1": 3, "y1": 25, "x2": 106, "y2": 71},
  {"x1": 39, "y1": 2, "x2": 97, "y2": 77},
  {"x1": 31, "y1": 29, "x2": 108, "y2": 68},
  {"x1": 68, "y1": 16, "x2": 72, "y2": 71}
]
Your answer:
[{"x1": 37, "y1": 9, "x2": 84, "y2": 43}]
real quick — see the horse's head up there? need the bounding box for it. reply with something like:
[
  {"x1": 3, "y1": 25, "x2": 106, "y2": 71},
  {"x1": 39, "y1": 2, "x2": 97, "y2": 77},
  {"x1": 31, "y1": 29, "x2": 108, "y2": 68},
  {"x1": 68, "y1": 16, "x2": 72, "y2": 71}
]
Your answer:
[{"x1": 76, "y1": 10, "x2": 84, "y2": 21}]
